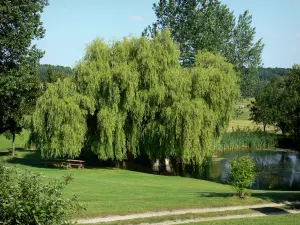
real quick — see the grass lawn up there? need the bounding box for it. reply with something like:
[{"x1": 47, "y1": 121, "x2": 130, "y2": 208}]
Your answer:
[
  {"x1": 0, "y1": 130, "x2": 29, "y2": 150},
  {"x1": 1, "y1": 150, "x2": 300, "y2": 219},
  {"x1": 191, "y1": 214, "x2": 300, "y2": 225},
  {"x1": 229, "y1": 99, "x2": 279, "y2": 133}
]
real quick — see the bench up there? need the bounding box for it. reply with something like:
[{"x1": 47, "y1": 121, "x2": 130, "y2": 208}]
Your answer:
[{"x1": 66, "y1": 159, "x2": 85, "y2": 169}]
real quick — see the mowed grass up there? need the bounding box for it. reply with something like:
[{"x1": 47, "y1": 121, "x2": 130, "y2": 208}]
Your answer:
[
  {"x1": 1, "y1": 150, "x2": 300, "y2": 219},
  {"x1": 0, "y1": 130, "x2": 29, "y2": 150},
  {"x1": 89, "y1": 206, "x2": 298, "y2": 225},
  {"x1": 229, "y1": 99, "x2": 279, "y2": 133},
  {"x1": 189, "y1": 213, "x2": 300, "y2": 225}
]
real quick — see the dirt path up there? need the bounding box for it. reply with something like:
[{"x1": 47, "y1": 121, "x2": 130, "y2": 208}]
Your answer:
[
  {"x1": 139, "y1": 210, "x2": 300, "y2": 225},
  {"x1": 76, "y1": 201, "x2": 299, "y2": 224}
]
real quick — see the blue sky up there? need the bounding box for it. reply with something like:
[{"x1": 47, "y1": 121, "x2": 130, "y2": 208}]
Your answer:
[{"x1": 36, "y1": 0, "x2": 300, "y2": 68}]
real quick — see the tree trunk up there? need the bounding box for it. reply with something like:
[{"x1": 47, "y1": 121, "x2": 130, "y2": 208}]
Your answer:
[
  {"x1": 11, "y1": 133, "x2": 16, "y2": 157},
  {"x1": 263, "y1": 123, "x2": 266, "y2": 131}
]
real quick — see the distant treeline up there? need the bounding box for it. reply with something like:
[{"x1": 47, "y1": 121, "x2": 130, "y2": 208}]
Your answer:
[
  {"x1": 38, "y1": 64, "x2": 74, "y2": 82},
  {"x1": 38, "y1": 64, "x2": 289, "y2": 84},
  {"x1": 258, "y1": 67, "x2": 289, "y2": 82}
]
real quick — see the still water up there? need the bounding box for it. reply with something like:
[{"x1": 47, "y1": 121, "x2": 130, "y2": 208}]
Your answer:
[{"x1": 209, "y1": 149, "x2": 300, "y2": 190}]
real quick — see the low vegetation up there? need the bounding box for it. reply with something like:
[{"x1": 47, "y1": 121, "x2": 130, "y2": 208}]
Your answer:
[
  {"x1": 228, "y1": 156, "x2": 257, "y2": 197},
  {"x1": 0, "y1": 165, "x2": 82, "y2": 225},
  {"x1": 219, "y1": 129, "x2": 278, "y2": 152}
]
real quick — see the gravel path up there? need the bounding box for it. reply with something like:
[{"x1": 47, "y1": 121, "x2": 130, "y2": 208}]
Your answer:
[{"x1": 76, "y1": 201, "x2": 299, "y2": 224}]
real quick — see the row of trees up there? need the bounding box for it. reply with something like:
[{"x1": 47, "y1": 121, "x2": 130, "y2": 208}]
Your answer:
[
  {"x1": 32, "y1": 31, "x2": 240, "y2": 169},
  {"x1": 258, "y1": 67, "x2": 289, "y2": 82},
  {"x1": 251, "y1": 65, "x2": 300, "y2": 147}
]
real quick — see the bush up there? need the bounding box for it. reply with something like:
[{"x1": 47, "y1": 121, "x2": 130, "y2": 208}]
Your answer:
[
  {"x1": 0, "y1": 166, "x2": 83, "y2": 225},
  {"x1": 228, "y1": 155, "x2": 257, "y2": 197}
]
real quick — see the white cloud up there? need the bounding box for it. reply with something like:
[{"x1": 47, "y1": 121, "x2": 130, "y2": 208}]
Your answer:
[{"x1": 129, "y1": 16, "x2": 143, "y2": 21}]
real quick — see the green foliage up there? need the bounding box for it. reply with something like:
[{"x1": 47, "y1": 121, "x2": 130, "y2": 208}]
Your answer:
[
  {"x1": 38, "y1": 64, "x2": 74, "y2": 82},
  {"x1": 144, "y1": 0, "x2": 264, "y2": 97},
  {"x1": 259, "y1": 67, "x2": 289, "y2": 82},
  {"x1": 32, "y1": 78, "x2": 94, "y2": 159},
  {"x1": 250, "y1": 77, "x2": 286, "y2": 131},
  {"x1": 72, "y1": 31, "x2": 239, "y2": 166},
  {"x1": 251, "y1": 65, "x2": 300, "y2": 147},
  {"x1": 219, "y1": 129, "x2": 278, "y2": 152},
  {"x1": 0, "y1": 165, "x2": 83, "y2": 225},
  {"x1": 34, "y1": 31, "x2": 239, "y2": 166},
  {"x1": 229, "y1": 155, "x2": 257, "y2": 197},
  {"x1": 0, "y1": 0, "x2": 48, "y2": 155}
]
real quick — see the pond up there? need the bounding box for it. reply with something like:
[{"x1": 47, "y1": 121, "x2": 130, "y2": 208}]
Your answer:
[{"x1": 209, "y1": 149, "x2": 300, "y2": 190}]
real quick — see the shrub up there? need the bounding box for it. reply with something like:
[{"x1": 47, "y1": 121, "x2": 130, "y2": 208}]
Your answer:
[
  {"x1": 228, "y1": 155, "x2": 257, "y2": 197},
  {"x1": 0, "y1": 165, "x2": 83, "y2": 225}
]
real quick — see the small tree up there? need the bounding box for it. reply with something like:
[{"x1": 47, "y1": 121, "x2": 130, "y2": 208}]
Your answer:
[
  {"x1": 250, "y1": 77, "x2": 286, "y2": 132},
  {"x1": 0, "y1": 165, "x2": 83, "y2": 225},
  {"x1": 229, "y1": 155, "x2": 256, "y2": 197}
]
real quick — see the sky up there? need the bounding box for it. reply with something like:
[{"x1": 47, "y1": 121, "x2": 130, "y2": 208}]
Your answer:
[{"x1": 35, "y1": 0, "x2": 300, "y2": 68}]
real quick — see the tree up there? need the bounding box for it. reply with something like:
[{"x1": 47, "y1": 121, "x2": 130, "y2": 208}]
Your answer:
[
  {"x1": 143, "y1": 0, "x2": 264, "y2": 97},
  {"x1": 284, "y1": 65, "x2": 300, "y2": 144},
  {"x1": 250, "y1": 77, "x2": 286, "y2": 131},
  {"x1": 251, "y1": 65, "x2": 300, "y2": 146},
  {"x1": 33, "y1": 31, "x2": 239, "y2": 171},
  {"x1": 32, "y1": 78, "x2": 94, "y2": 159},
  {"x1": 0, "y1": 0, "x2": 48, "y2": 156}
]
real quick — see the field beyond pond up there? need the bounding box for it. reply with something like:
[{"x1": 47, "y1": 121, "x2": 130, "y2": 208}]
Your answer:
[{"x1": 1, "y1": 149, "x2": 300, "y2": 219}]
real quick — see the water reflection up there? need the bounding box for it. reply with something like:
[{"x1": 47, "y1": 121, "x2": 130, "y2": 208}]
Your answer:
[{"x1": 209, "y1": 149, "x2": 300, "y2": 190}]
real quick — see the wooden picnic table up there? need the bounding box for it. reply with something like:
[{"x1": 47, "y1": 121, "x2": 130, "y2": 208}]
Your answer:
[
  {"x1": 66, "y1": 159, "x2": 85, "y2": 169},
  {"x1": 44, "y1": 159, "x2": 85, "y2": 169}
]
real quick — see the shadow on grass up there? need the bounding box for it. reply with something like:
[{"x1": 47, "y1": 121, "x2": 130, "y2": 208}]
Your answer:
[
  {"x1": 196, "y1": 191, "x2": 300, "y2": 203},
  {"x1": 252, "y1": 207, "x2": 290, "y2": 215},
  {"x1": 4, "y1": 149, "x2": 119, "y2": 170},
  {"x1": 6, "y1": 149, "x2": 45, "y2": 168},
  {"x1": 0, "y1": 151, "x2": 10, "y2": 157}
]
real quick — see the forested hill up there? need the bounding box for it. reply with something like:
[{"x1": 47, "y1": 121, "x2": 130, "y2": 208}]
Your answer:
[
  {"x1": 38, "y1": 64, "x2": 289, "y2": 83},
  {"x1": 38, "y1": 64, "x2": 74, "y2": 82},
  {"x1": 258, "y1": 67, "x2": 289, "y2": 82}
]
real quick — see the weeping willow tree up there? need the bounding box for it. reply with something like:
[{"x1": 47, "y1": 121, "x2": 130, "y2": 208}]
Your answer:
[
  {"x1": 74, "y1": 30, "x2": 239, "y2": 166},
  {"x1": 75, "y1": 31, "x2": 180, "y2": 161},
  {"x1": 32, "y1": 78, "x2": 94, "y2": 158},
  {"x1": 33, "y1": 30, "x2": 239, "y2": 168}
]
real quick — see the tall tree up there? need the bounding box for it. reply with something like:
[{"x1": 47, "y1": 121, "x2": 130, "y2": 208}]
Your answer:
[
  {"x1": 33, "y1": 31, "x2": 239, "y2": 170},
  {"x1": 0, "y1": 0, "x2": 48, "y2": 155},
  {"x1": 143, "y1": 0, "x2": 264, "y2": 97},
  {"x1": 250, "y1": 77, "x2": 286, "y2": 131},
  {"x1": 251, "y1": 65, "x2": 300, "y2": 146}
]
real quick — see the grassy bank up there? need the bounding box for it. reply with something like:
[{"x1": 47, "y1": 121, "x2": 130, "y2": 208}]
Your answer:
[{"x1": 1, "y1": 149, "x2": 300, "y2": 219}]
